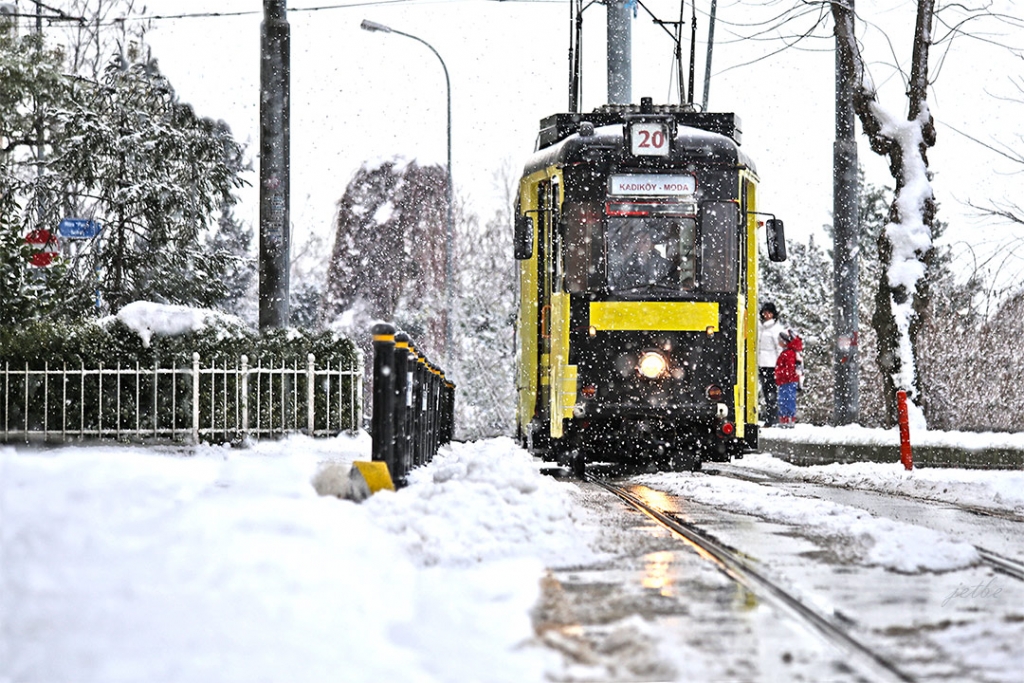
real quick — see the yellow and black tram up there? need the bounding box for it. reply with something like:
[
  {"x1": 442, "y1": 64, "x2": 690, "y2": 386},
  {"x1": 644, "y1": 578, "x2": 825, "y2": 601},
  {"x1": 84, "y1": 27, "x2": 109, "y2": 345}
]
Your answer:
[{"x1": 513, "y1": 100, "x2": 786, "y2": 473}]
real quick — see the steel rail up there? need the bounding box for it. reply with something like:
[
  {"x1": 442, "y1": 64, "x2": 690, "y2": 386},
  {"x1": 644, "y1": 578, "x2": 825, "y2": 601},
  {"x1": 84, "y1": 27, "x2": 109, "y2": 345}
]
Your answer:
[
  {"x1": 590, "y1": 476, "x2": 916, "y2": 683},
  {"x1": 977, "y1": 549, "x2": 1024, "y2": 582}
]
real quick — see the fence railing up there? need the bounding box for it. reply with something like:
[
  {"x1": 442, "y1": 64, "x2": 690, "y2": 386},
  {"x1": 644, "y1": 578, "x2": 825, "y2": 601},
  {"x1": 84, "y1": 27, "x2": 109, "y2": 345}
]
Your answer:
[
  {"x1": 2, "y1": 353, "x2": 362, "y2": 444},
  {"x1": 370, "y1": 323, "x2": 455, "y2": 486}
]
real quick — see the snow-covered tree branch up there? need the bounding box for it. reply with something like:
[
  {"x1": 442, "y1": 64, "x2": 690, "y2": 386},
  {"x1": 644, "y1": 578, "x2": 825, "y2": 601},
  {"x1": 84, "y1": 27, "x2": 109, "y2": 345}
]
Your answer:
[{"x1": 832, "y1": 0, "x2": 938, "y2": 426}]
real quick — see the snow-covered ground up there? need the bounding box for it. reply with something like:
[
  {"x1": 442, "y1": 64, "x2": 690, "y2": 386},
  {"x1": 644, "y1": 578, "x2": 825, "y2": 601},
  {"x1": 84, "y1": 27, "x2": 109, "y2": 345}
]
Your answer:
[
  {"x1": 0, "y1": 435, "x2": 602, "y2": 683},
  {"x1": 759, "y1": 423, "x2": 1024, "y2": 513},
  {"x1": 764, "y1": 421, "x2": 1024, "y2": 452},
  {"x1": 2, "y1": 429, "x2": 1022, "y2": 682}
]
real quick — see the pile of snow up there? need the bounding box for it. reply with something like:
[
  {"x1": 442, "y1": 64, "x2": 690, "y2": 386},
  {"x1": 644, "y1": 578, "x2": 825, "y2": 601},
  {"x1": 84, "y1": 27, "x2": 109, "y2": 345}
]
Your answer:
[
  {"x1": 764, "y1": 422, "x2": 1024, "y2": 451},
  {"x1": 0, "y1": 434, "x2": 597, "y2": 682},
  {"x1": 739, "y1": 450, "x2": 1024, "y2": 515},
  {"x1": 366, "y1": 438, "x2": 602, "y2": 567},
  {"x1": 640, "y1": 472, "x2": 980, "y2": 573},
  {"x1": 111, "y1": 300, "x2": 248, "y2": 347}
]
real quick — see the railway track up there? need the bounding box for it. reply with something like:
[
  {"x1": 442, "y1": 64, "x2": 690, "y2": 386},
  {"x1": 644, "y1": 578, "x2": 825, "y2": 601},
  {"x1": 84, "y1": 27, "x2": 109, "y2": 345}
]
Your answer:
[
  {"x1": 590, "y1": 474, "x2": 916, "y2": 683},
  {"x1": 705, "y1": 464, "x2": 1024, "y2": 582}
]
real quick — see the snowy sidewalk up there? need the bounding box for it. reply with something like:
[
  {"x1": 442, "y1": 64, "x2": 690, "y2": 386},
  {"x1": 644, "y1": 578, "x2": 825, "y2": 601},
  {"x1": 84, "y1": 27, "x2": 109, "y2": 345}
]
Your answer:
[{"x1": 3, "y1": 432, "x2": 1022, "y2": 682}]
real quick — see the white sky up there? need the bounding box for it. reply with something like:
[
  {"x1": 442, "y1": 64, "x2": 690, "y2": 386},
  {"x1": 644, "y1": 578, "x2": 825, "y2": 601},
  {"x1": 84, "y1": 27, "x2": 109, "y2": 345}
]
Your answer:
[{"x1": 68, "y1": 1, "x2": 1024, "y2": 283}]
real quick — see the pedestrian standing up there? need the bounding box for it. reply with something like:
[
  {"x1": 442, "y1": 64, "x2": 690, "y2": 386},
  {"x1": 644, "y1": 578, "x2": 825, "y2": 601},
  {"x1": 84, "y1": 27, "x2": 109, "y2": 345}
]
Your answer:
[
  {"x1": 775, "y1": 330, "x2": 804, "y2": 427},
  {"x1": 757, "y1": 302, "x2": 784, "y2": 427}
]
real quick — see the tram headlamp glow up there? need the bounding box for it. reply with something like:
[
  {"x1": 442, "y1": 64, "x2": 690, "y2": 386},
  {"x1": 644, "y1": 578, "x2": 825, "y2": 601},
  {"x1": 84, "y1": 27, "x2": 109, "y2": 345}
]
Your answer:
[{"x1": 637, "y1": 351, "x2": 668, "y2": 379}]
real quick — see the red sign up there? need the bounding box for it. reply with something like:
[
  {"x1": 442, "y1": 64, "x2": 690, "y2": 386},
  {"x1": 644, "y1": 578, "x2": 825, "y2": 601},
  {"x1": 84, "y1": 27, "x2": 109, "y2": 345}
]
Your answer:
[{"x1": 25, "y1": 229, "x2": 59, "y2": 267}]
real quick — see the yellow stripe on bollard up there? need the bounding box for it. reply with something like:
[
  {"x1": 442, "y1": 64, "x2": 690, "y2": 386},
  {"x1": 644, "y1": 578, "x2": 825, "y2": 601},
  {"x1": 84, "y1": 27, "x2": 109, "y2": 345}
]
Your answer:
[{"x1": 353, "y1": 460, "x2": 396, "y2": 493}]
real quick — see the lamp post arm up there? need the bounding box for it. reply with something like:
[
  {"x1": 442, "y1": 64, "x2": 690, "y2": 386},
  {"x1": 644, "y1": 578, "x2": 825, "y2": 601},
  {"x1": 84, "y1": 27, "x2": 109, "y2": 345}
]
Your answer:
[{"x1": 385, "y1": 28, "x2": 454, "y2": 368}]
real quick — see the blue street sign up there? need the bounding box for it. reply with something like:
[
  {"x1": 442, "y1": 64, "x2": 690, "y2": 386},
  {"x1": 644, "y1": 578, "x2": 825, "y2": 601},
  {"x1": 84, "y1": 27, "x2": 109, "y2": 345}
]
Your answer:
[{"x1": 58, "y1": 218, "x2": 102, "y2": 239}]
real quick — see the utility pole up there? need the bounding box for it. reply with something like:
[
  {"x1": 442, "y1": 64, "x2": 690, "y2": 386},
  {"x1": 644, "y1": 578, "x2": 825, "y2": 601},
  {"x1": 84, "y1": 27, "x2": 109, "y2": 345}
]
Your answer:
[
  {"x1": 35, "y1": 0, "x2": 44, "y2": 183},
  {"x1": 259, "y1": 0, "x2": 291, "y2": 329},
  {"x1": 833, "y1": 1, "x2": 860, "y2": 424},
  {"x1": 606, "y1": 0, "x2": 631, "y2": 104},
  {"x1": 702, "y1": 0, "x2": 717, "y2": 110}
]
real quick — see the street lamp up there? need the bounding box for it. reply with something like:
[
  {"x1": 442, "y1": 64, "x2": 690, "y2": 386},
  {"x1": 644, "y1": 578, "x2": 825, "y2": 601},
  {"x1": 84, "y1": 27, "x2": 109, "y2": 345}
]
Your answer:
[{"x1": 361, "y1": 19, "x2": 454, "y2": 369}]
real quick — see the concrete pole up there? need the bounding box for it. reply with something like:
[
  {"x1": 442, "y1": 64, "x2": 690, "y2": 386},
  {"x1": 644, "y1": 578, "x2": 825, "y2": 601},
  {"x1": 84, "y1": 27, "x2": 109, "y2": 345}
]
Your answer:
[
  {"x1": 702, "y1": 0, "x2": 718, "y2": 110},
  {"x1": 833, "y1": 2, "x2": 860, "y2": 424},
  {"x1": 259, "y1": 0, "x2": 291, "y2": 329},
  {"x1": 606, "y1": 0, "x2": 631, "y2": 105}
]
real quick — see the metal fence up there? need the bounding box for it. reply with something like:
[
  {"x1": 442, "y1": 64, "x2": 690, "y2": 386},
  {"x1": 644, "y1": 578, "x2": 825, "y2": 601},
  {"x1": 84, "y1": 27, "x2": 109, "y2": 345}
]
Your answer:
[{"x1": 2, "y1": 352, "x2": 362, "y2": 444}]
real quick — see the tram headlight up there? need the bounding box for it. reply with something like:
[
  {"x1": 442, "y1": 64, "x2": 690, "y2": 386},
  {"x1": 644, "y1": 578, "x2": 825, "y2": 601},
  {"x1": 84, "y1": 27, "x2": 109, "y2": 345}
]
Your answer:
[{"x1": 637, "y1": 351, "x2": 669, "y2": 379}]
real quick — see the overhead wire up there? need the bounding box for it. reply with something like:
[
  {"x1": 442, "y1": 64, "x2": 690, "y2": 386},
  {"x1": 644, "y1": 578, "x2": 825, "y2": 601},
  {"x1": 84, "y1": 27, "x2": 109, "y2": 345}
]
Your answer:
[{"x1": 93, "y1": 0, "x2": 559, "y2": 26}]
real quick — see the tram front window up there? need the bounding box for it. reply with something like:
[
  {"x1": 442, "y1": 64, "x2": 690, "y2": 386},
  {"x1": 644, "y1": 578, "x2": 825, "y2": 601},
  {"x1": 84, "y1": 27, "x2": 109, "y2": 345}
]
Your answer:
[{"x1": 607, "y1": 217, "x2": 696, "y2": 293}]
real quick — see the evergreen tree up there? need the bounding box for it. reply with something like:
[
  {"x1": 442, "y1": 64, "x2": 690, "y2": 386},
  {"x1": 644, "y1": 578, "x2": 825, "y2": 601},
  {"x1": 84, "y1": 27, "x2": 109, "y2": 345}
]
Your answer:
[
  {"x1": 289, "y1": 232, "x2": 331, "y2": 330},
  {"x1": 31, "y1": 48, "x2": 247, "y2": 313},
  {"x1": 0, "y1": 29, "x2": 66, "y2": 179},
  {"x1": 0, "y1": 29, "x2": 72, "y2": 323},
  {"x1": 821, "y1": 175, "x2": 988, "y2": 428},
  {"x1": 822, "y1": 175, "x2": 891, "y2": 427},
  {"x1": 759, "y1": 236, "x2": 833, "y2": 424},
  {"x1": 448, "y1": 204, "x2": 517, "y2": 439},
  {"x1": 207, "y1": 202, "x2": 256, "y2": 321}
]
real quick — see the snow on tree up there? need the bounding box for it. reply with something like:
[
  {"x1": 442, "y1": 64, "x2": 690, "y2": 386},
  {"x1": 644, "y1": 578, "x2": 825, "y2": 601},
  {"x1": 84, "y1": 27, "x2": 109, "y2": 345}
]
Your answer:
[
  {"x1": 288, "y1": 231, "x2": 331, "y2": 330},
  {"x1": 0, "y1": 28, "x2": 66, "y2": 180},
  {"x1": 324, "y1": 158, "x2": 448, "y2": 361},
  {"x1": 207, "y1": 196, "x2": 257, "y2": 323},
  {"x1": 832, "y1": 0, "x2": 939, "y2": 427},
  {"x1": 27, "y1": 47, "x2": 248, "y2": 313},
  {"x1": 448, "y1": 193, "x2": 517, "y2": 440},
  {"x1": 322, "y1": 159, "x2": 519, "y2": 438},
  {"x1": 760, "y1": 236, "x2": 834, "y2": 424}
]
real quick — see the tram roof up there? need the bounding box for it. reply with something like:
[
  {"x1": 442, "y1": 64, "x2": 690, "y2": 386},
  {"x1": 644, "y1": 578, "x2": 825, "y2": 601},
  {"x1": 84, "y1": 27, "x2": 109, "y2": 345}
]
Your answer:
[
  {"x1": 536, "y1": 108, "x2": 743, "y2": 150},
  {"x1": 525, "y1": 108, "x2": 756, "y2": 177}
]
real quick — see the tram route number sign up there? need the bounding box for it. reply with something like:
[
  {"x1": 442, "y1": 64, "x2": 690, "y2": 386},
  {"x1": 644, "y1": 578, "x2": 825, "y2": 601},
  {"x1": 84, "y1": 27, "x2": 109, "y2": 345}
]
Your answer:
[{"x1": 628, "y1": 121, "x2": 671, "y2": 157}]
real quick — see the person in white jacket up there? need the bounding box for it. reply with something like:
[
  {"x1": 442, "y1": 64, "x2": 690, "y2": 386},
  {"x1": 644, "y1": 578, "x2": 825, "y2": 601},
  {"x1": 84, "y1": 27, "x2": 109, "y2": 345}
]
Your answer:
[{"x1": 757, "y1": 302, "x2": 785, "y2": 427}]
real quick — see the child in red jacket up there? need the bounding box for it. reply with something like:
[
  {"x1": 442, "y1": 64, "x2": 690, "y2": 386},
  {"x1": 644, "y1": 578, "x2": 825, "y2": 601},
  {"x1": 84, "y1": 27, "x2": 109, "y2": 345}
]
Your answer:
[{"x1": 774, "y1": 330, "x2": 804, "y2": 427}]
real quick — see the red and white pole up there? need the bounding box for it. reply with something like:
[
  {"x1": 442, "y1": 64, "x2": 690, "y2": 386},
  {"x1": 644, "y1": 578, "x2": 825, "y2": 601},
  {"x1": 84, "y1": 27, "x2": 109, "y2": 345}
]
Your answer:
[{"x1": 896, "y1": 390, "x2": 913, "y2": 471}]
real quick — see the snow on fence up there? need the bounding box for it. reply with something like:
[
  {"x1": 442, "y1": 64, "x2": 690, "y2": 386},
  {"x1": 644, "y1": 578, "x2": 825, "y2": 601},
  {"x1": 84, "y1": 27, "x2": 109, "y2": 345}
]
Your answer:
[{"x1": 1, "y1": 353, "x2": 362, "y2": 444}]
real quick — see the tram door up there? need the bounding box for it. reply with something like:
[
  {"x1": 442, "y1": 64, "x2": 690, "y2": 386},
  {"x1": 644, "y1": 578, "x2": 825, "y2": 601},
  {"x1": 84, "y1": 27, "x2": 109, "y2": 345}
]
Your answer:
[{"x1": 535, "y1": 180, "x2": 553, "y2": 430}]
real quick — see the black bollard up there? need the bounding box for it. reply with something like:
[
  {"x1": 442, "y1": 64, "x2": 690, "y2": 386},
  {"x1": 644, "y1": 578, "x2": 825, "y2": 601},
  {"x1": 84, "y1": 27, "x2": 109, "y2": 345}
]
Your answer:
[
  {"x1": 409, "y1": 352, "x2": 421, "y2": 471},
  {"x1": 442, "y1": 380, "x2": 456, "y2": 445},
  {"x1": 370, "y1": 323, "x2": 396, "y2": 475},
  {"x1": 393, "y1": 332, "x2": 411, "y2": 485}
]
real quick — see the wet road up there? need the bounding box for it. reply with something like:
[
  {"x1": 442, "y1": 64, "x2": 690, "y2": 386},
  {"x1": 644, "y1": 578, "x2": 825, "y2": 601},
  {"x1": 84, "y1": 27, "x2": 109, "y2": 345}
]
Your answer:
[{"x1": 539, "y1": 470, "x2": 1024, "y2": 682}]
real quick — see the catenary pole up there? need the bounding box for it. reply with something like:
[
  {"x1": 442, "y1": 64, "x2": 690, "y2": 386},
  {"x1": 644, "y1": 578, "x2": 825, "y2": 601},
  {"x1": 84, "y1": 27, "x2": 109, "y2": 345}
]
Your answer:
[
  {"x1": 702, "y1": 0, "x2": 717, "y2": 110},
  {"x1": 833, "y1": 0, "x2": 860, "y2": 424},
  {"x1": 606, "y1": 0, "x2": 631, "y2": 104},
  {"x1": 259, "y1": 0, "x2": 291, "y2": 329}
]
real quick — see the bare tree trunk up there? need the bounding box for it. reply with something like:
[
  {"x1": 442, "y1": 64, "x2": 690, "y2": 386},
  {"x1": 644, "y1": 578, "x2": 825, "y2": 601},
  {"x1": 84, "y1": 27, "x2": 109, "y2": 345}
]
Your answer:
[{"x1": 831, "y1": 0, "x2": 937, "y2": 426}]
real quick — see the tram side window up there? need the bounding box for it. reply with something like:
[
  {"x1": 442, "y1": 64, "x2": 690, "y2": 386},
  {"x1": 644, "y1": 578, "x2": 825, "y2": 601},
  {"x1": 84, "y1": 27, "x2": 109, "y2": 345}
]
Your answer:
[
  {"x1": 701, "y1": 202, "x2": 738, "y2": 293},
  {"x1": 563, "y1": 201, "x2": 601, "y2": 293}
]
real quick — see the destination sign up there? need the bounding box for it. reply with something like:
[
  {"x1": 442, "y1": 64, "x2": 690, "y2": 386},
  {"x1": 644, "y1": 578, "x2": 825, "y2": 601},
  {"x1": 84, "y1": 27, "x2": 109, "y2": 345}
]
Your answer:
[{"x1": 608, "y1": 174, "x2": 696, "y2": 197}]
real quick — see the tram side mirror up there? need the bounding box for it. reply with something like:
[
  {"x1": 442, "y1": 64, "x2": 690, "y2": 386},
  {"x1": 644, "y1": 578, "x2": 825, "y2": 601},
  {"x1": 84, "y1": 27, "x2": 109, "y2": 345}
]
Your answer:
[
  {"x1": 766, "y1": 218, "x2": 787, "y2": 262},
  {"x1": 514, "y1": 214, "x2": 534, "y2": 260}
]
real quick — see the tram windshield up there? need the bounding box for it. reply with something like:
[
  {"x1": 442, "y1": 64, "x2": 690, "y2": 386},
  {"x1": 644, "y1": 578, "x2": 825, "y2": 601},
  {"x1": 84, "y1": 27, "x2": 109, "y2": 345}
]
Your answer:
[{"x1": 606, "y1": 216, "x2": 696, "y2": 293}]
